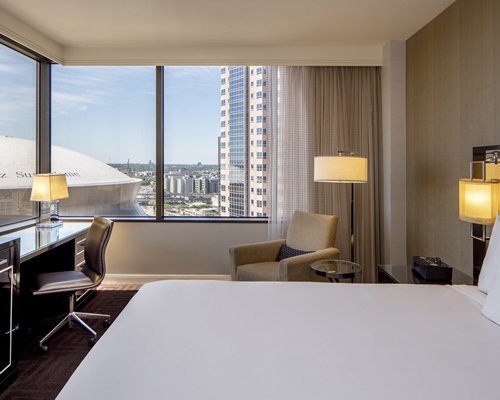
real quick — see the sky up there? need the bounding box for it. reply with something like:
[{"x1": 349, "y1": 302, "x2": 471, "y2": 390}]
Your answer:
[
  {"x1": 0, "y1": 43, "x2": 222, "y2": 165},
  {"x1": 0, "y1": 44, "x2": 37, "y2": 143}
]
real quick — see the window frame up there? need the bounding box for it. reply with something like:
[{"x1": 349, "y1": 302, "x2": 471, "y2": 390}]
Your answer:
[
  {"x1": 0, "y1": 51, "x2": 268, "y2": 225},
  {"x1": 0, "y1": 35, "x2": 53, "y2": 232}
]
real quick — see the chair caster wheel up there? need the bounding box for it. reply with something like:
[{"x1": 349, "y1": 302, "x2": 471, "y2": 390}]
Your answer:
[
  {"x1": 88, "y1": 337, "x2": 97, "y2": 347},
  {"x1": 38, "y1": 345, "x2": 48, "y2": 354},
  {"x1": 103, "y1": 319, "x2": 111, "y2": 328}
]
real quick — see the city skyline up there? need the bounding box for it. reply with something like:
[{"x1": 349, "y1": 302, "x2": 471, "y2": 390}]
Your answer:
[{"x1": 0, "y1": 41, "x2": 269, "y2": 220}]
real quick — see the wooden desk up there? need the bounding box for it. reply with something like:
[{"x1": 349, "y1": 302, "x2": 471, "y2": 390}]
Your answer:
[
  {"x1": 7, "y1": 222, "x2": 91, "y2": 264},
  {"x1": 0, "y1": 222, "x2": 91, "y2": 326},
  {"x1": 0, "y1": 222, "x2": 90, "y2": 391}
]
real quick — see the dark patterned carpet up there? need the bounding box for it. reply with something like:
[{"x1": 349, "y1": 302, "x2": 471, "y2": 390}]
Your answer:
[{"x1": 0, "y1": 289, "x2": 137, "y2": 400}]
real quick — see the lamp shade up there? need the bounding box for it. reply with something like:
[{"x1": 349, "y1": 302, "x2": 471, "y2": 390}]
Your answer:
[
  {"x1": 459, "y1": 179, "x2": 499, "y2": 225},
  {"x1": 486, "y1": 162, "x2": 500, "y2": 180},
  {"x1": 30, "y1": 174, "x2": 69, "y2": 202},
  {"x1": 314, "y1": 156, "x2": 368, "y2": 183}
]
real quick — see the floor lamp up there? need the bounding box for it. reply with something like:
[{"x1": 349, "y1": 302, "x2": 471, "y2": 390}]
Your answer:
[{"x1": 314, "y1": 152, "x2": 368, "y2": 262}]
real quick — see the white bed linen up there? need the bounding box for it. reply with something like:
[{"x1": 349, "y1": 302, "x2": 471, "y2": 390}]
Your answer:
[
  {"x1": 482, "y1": 271, "x2": 500, "y2": 326},
  {"x1": 478, "y1": 213, "x2": 500, "y2": 294},
  {"x1": 451, "y1": 284, "x2": 487, "y2": 306},
  {"x1": 58, "y1": 281, "x2": 500, "y2": 400}
]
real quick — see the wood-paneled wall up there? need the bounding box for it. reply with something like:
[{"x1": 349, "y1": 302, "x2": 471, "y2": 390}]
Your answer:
[{"x1": 406, "y1": 0, "x2": 500, "y2": 274}]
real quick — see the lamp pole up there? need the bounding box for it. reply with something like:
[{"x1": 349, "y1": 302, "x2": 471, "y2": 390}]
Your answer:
[
  {"x1": 314, "y1": 151, "x2": 368, "y2": 264},
  {"x1": 350, "y1": 182, "x2": 355, "y2": 262}
]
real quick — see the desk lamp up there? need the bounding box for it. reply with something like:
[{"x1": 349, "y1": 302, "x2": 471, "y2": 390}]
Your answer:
[{"x1": 30, "y1": 174, "x2": 69, "y2": 228}]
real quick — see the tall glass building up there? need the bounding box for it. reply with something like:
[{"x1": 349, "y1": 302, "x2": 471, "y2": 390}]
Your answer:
[{"x1": 219, "y1": 66, "x2": 269, "y2": 217}]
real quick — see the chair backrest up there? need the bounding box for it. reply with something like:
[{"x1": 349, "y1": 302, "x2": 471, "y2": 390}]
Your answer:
[
  {"x1": 286, "y1": 211, "x2": 338, "y2": 252},
  {"x1": 83, "y1": 217, "x2": 114, "y2": 283}
]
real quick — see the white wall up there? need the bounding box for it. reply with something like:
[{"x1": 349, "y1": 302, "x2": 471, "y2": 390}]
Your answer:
[
  {"x1": 62, "y1": 46, "x2": 382, "y2": 66},
  {"x1": 381, "y1": 41, "x2": 407, "y2": 265},
  {"x1": 106, "y1": 221, "x2": 268, "y2": 278},
  {"x1": 0, "y1": 7, "x2": 383, "y2": 67},
  {"x1": 0, "y1": 7, "x2": 63, "y2": 63}
]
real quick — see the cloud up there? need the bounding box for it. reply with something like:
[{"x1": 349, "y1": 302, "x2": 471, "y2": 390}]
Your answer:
[
  {"x1": 0, "y1": 64, "x2": 17, "y2": 74},
  {"x1": 52, "y1": 91, "x2": 100, "y2": 114},
  {"x1": 166, "y1": 66, "x2": 220, "y2": 78},
  {"x1": 0, "y1": 44, "x2": 38, "y2": 135},
  {"x1": 51, "y1": 66, "x2": 156, "y2": 114},
  {"x1": 0, "y1": 84, "x2": 36, "y2": 125},
  {"x1": 164, "y1": 66, "x2": 221, "y2": 94}
]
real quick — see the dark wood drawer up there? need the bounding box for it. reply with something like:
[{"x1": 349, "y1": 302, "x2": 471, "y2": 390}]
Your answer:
[
  {"x1": 74, "y1": 234, "x2": 86, "y2": 271},
  {"x1": 0, "y1": 249, "x2": 10, "y2": 268},
  {"x1": 0, "y1": 238, "x2": 19, "y2": 390}
]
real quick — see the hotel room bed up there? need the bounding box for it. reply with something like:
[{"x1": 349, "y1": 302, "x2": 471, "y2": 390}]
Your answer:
[{"x1": 57, "y1": 281, "x2": 500, "y2": 400}]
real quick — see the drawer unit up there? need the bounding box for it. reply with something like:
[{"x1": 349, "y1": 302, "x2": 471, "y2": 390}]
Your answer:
[
  {"x1": 0, "y1": 238, "x2": 20, "y2": 391},
  {"x1": 74, "y1": 234, "x2": 86, "y2": 272},
  {"x1": 73, "y1": 233, "x2": 95, "y2": 306}
]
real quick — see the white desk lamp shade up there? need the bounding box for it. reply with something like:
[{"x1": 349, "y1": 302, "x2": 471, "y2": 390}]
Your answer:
[
  {"x1": 459, "y1": 179, "x2": 499, "y2": 225},
  {"x1": 30, "y1": 174, "x2": 69, "y2": 202},
  {"x1": 314, "y1": 156, "x2": 368, "y2": 183}
]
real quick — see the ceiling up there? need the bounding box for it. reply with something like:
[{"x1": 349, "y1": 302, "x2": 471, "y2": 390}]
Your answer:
[{"x1": 0, "y1": 0, "x2": 454, "y2": 49}]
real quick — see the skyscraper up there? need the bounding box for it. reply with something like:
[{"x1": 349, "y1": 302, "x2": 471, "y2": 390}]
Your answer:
[{"x1": 219, "y1": 66, "x2": 269, "y2": 217}]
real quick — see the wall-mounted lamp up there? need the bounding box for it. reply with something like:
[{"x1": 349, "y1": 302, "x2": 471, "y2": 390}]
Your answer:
[
  {"x1": 459, "y1": 179, "x2": 499, "y2": 225},
  {"x1": 30, "y1": 174, "x2": 69, "y2": 229},
  {"x1": 459, "y1": 176, "x2": 499, "y2": 241}
]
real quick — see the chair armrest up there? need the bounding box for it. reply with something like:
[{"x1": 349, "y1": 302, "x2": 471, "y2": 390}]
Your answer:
[
  {"x1": 279, "y1": 247, "x2": 340, "y2": 281},
  {"x1": 229, "y1": 239, "x2": 286, "y2": 280}
]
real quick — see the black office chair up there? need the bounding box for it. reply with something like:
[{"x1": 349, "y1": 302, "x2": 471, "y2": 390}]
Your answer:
[{"x1": 32, "y1": 217, "x2": 114, "y2": 352}]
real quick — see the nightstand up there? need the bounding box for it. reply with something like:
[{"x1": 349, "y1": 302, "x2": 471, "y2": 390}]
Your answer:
[{"x1": 378, "y1": 264, "x2": 473, "y2": 285}]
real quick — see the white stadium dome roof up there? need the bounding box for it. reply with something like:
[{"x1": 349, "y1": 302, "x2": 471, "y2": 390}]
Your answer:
[{"x1": 0, "y1": 136, "x2": 140, "y2": 189}]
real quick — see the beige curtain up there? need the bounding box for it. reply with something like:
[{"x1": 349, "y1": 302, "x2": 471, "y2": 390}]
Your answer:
[
  {"x1": 312, "y1": 67, "x2": 382, "y2": 283},
  {"x1": 268, "y1": 66, "x2": 382, "y2": 282}
]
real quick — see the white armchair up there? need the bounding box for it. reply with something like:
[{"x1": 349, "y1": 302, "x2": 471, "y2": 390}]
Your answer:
[{"x1": 229, "y1": 211, "x2": 339, "y2": 281}]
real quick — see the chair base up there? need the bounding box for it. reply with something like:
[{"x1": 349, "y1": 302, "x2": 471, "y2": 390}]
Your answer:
[
  {"x1": 38, "y1": 294, "x2": 110, "y2": 350},
  {"x1": 39, "y1": 311, "x2": 111, "y2": 348}
]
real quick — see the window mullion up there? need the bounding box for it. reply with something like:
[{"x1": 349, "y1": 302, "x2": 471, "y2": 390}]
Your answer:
[
  {"x1": 156, "y1": 66, "x2": 165, "y2": 221},
  {"x1": 38, "y1": 61, "x2": 51, "y2": 174}
]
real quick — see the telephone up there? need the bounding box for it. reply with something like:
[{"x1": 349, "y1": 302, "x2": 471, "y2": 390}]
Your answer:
[{"x1": 412, "y1": 256, "x2": 452, "y2": 281}]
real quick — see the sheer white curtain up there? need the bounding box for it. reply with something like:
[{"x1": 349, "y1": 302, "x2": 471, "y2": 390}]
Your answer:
[
  {"x1": 267, "y1": 66, "x2": 382, "y2": 282},
  {"x1": 268, "y1": 67, "x2": 316, "y2": 239}
]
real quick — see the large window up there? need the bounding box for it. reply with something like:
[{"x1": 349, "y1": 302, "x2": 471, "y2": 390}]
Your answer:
[
  {"x1": 163, "y1": 67, "x2": 221, "y2": 217},
  {"x1": 0, "y1": 41, "x2": 274, "y2": 223},
  {"x1": 38, "y1": 64, "x2": 271, "y2": 220},
  {"x1": 164, "y1": 66, "x2": 270, "y2": 218},
  {"x1": 51, "y1": 66, "x2": 156, "y2": 217},
  {"x1": 0, "y1": 43, "x2": 37, "y2": 226}
]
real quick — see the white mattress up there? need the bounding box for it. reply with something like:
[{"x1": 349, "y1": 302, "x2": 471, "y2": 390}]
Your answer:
[{"x1": 58, "y1": 281, "x2": 500, "y2": 400}]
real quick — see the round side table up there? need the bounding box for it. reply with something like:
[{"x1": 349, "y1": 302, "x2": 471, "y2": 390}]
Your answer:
[{"x1": 310, "y1": 259, "x2": 362, "y2": 283}]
